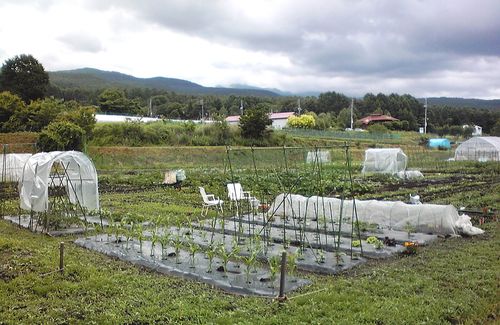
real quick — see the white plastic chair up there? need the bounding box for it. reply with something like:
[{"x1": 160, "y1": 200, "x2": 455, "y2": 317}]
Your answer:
[
  {"x1": 227, "y1": 183, "x2": 259, "y2": 215},
  {"x1": 199, "y1": 187, "x2": 223, "y2": 217}
]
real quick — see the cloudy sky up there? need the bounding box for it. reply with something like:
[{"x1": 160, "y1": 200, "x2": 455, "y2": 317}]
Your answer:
[{"x1": 1, "y1": 0, "x2": 499, "y2": 98}]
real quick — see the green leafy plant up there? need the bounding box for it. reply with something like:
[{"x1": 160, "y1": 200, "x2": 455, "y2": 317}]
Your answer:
[
  {"x1": 206, "y1": 244, "x2": 217, "y2": 273},
  {"x1": 159, "y1": 231, "x2": 171, "y2": 260},
  {"x1": 287, "y1": 252, "x2": 297, "y2": 279},
  {"x1": 242, "y1": 250, "x2": 258, "y2": 283},
  {"x1": 187, "y1": 239, "x2": 199, "y2": 268},
  {"x1": 217, "y1": 243, "x2": 232, "y2": 277},
  {"x1": 268, "y1": 255, "x2": 281, "y2": 287},
  {"x1": 172, "y1": 234, "x2": 183, "y2": 264},
  {"x1": 135, "y1": 224, "x2": 145, "y2": 253}
]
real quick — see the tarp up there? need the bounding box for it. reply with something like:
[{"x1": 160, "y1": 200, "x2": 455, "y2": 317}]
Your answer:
[
  {"x1": 362, "y1": 148, "x2": 407, "y2": 174},
  {"x1": 428, "y1": 138, "x2": 451, "y2": 149},
  {"x1": 19, "y1": 151, "x2": 99, "y2": 212},
  {"x1": 455, "y1": 136, "x2": 500, "y2": 162},
  {"x1": 270, "y1": 193, "x2": 460, "y2": 235},
  {"x1": 0, "y1": 153, "x2": 32, "y2": 182}
]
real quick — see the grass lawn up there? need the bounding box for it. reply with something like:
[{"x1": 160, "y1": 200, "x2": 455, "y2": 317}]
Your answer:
[{"x1": 0, "y1": 220, "x2": 497, "y2": 324}]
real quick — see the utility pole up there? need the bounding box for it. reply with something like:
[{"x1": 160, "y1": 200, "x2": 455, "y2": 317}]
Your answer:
[
  {"x1": 424, "y1": 98, "x2": 428, "y2": 134},
  {"x1": 149, "y1": 97, "x2": 153, "y2": 117},
  {"x1": 240, "y1": 99, "x2": 244, "y2": 115},
  {"x1": 200, "y1": 99, "x2": 204, "y2": 122},
  {"x1": 297, "y1": 98, "x2": 302, "y2": 115},
  {"x1": 350, "y1": 98, "x2": 354, "y2": 130}
]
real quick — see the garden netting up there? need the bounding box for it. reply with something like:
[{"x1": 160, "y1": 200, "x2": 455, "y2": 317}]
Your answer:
[
  {"x1": 270, "y1": 193, "x2": 465, "y2": 235},
  {"x1": 362, "y1": 148, "x2": 407, "y2": 174}
]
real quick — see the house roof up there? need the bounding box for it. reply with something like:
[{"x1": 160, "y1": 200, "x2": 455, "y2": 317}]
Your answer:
[
  {"x1": 225, "y1": 111, "x2": 295, "y2": 123},
  {"x1": 225, "y1": 115, "x2": 240, "y2": 122},
  {"x1": 357, "y1": 114, "x2": 399, "y2": 125},
  {"x1": 270, "y1": 112, "x2": 295, "y2": 120}
]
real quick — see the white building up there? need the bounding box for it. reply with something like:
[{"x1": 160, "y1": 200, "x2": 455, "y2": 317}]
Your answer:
[
  {"x1": 225, "y1": 112, "x2": 295, "y2": 130},
  {"x1": 462, "y1": 124, "x2": 482, "y2": 136}
]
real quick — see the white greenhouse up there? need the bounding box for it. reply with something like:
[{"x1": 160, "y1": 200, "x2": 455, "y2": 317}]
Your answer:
[
  {"x1": 362, "y1": 148, "x2": 407, "y2": 174},
  {"x1": 19, "y1": 151, "x2": 99, "y2": 212},
  {"x1": 0, "y1": 153, "x2": 33, "y2": 182},
  {"x1": 454, "y1": 136, "x2": 500, "y2": 162}
]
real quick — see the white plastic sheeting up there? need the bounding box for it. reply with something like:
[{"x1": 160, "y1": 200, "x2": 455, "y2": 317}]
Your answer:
[
  {"x1": 306, "y1": 151, "x2": 331, "y2": 164},
  {"x1": 19, "y1": 151, "x2": 99, "y2": 212},
  {"x1": 455, "y1": 137, "x2": 500, "y2": 162},
  {"x1": 0, "y1": 154, "x2": 32, "y2": 182},
  {"x1": 270, "y1": 193, "x2": 462, "y2": 235},
  {"x1": 396, "y1": 170, "x2": 424, "y2": 179},
  {"x1": 362, "y1": 148, "x2": 407, "y2": 174}
]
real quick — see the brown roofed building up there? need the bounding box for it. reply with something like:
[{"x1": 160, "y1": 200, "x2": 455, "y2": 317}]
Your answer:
[{"x1": 357, "y1": 113, "x2": 399, "y2": 127}]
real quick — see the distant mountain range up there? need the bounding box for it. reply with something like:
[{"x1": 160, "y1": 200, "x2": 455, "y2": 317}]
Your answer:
[
  {"x1": 418, "y1": 97, "x2": 500, "y2": 110},
  {"x1": 49, "y1": 68, "x2": 499, "y2": 110},
  {"x1": 49, "y1": 68, "x2": 280, "y2": 97}
]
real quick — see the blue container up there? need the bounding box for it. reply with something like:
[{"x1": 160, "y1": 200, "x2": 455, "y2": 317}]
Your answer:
[{"x1": 428, "y1": 138, "x2": 451, "y2": 149}]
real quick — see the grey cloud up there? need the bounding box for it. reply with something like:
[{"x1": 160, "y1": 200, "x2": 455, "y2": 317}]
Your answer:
[
  {"x1": 85, "y1": 0, "x2": 500, "y2": 79},
  {"x1": 58, "y1": 33, "x2": 104, "y2": 53}
]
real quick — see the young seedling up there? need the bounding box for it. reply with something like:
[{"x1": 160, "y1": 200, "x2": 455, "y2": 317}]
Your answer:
[
  {"x1": 287, "y1": 252, "x2": 297, "y2": 280},
  {"x1": 206, "y1": 244, "x2": 217, "y2": 273},
  {"x1": 172, "y1": 234, "x2": 183, "y2": 264},
  {"x1": 187, "y1": 239, "x2": 199, "y2": 268},
  {"x1": 316, "y1": 249, "x2": 325, "y2": 264},
  {"x1": 335, "y1": 251, "x2": 346, "y2": 266},
  {"x1": 125, "y1": 221, "x2": 134, "y2": 250},
  {"x1": 231, "y1": 240, "x2": 241, "y2": 268},
  {"x1": 268, "y1": 255, "x2": 281, "y2": 287},
  {"x1": 159, "y1": 231, "x2": 171, "y2": 260},
  {"x1": 404, "y1": 221, "x2": 416, "y2": 239},
  {"x1": 135, "y1": 224, "x2": 144, "y2": 254},
  {"x1": 217, "y1": 243, "x2": 231, "y2": 277},
  {"x1": 150, "y1": 226, "x2": 159, "y2": 257},
  {"x1": 242, "y1": 250, "x2": 258, "y2": 284}
]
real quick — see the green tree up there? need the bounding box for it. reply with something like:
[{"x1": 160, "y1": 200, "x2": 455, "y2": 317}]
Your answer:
[
  {"x1": 5, "y1": 97, "x2": 65, "y2": 132},
  {"x1": 37, "y1": 121, "x2": 85, "y2": 151},
  {"x1": 98, "y1": 88, "x2": 137, "y2": 114},
  {"x1": 337, "y1": 107, "x2": 357, "y2": 129},
  {"x1": 490, "y1": 120, "x2": 500, "y2": 136},
  {"x1": 239, "y1": 107, "x2": 271, "y2": 138},
  {"x1": 0, "y1": 91, "x2": 25, "y2": 131},
  {"x1": 0, "y1": 54, "x2": 49, "y2": 103},
  {"x1": 56, "y1": 105, "x2": 96, "y2": 138}
]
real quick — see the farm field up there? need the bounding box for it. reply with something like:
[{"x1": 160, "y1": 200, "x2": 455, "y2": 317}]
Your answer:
[{"x1": 1, "y1": 144, "x2": 499, "y2": 324}]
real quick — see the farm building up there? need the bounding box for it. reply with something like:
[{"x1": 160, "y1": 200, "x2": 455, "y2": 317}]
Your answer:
[
  {"x1": 454, "y1": 136, "x2": 500, "y2": 162},
  {"x1": 225, "y1": 112, "x2": 295, "y2": 130},
  {"x1": 357, "y1": 113, "x2": 399, "y2": 127},
  {"x1": 362, "y1": 148, "x2": 407, "y2": 174},
  {"x1": 428, "y1": 138, "x2": 451, "y2": 149}
]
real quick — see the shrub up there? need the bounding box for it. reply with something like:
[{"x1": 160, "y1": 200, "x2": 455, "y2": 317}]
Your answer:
[
  {"x1": 288, "y1": 114, "x2": 315, "y2": 129},
  {"x1": 37, "y1": 121, "x2": 85, "y2": 151},
  {"x1": 367, "y1": 123, "x2": 389, "y2": 134}
]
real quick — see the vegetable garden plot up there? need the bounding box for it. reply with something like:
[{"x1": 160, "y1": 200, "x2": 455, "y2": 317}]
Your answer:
[
  {"x1": 75, "y1": 234, "x2": 310, "y2": 297},
  {"x1": 144, "y1": 225, "x2": 368, "y2": 275}
]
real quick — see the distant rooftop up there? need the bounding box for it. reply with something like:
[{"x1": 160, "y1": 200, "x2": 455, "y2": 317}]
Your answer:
[
  {"x1": 358, "y1": 114, "x2": 399, "y2": 125},
  {"x1": 225, "y1": 111, "x2": 295, "y2": 123}
]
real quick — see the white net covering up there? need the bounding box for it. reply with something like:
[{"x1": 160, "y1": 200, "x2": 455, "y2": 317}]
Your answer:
[
  {"x1": 306, "y1": 150, "x2": 331, "y2": 164},
  {"x1": 455, "y1": 137, "x2": 500, "y2": 162},
  {"x1": 19, "y1": 151, "x2": 99, "y2": 212},
  {"x1": 270, "y1": 193, "x2": 459, "y2": 235},
  {"x1": 362, "y1": 148, "x2": 407, "y2": 174},
  {"x1": 0, "y1": 154, "x2": 32, "y2": 182}
]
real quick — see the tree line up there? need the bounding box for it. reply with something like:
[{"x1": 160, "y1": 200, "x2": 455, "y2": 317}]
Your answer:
[{"x1": 1, "y1": 54, "x2": 500, "y2": 140}]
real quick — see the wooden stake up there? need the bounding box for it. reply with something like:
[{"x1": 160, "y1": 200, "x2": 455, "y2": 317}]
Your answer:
[
  {"x1": 278, "y1": 251, "x2": 287, "y2": 301},
  {"x1": 59, "y1": 242, "x2": 64, "y2": 274}
]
